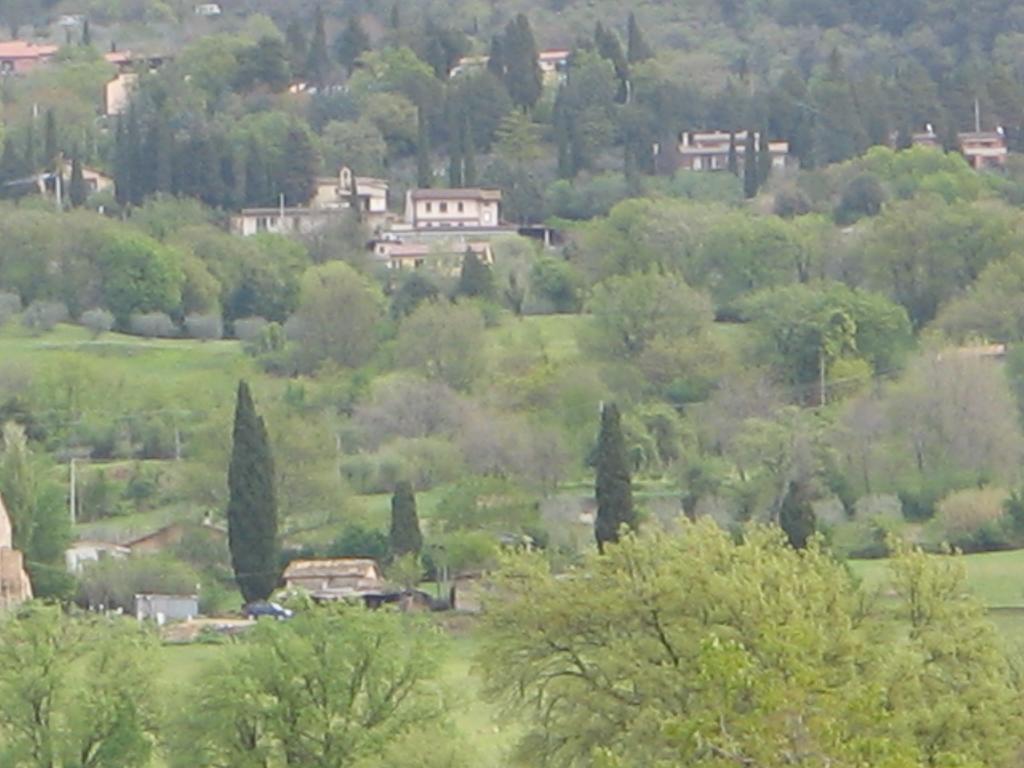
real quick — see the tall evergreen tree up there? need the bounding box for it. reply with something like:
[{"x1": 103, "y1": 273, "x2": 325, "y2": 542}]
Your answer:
[
  {"x1": 335, "y1": 16, "x2": 370, "y2": 75},
  {"x1": 416, "y1": 107, "x2": 432, "y2": 188},
  {"x1": 284, "y1": 20, "x2": 308, "y2": 79},
  {"x1": 743, "y1": 129, "x2": 759, "y2": 198},
  {"x1": 68, "y1": 148, "x2": 86, "y2": 207},
  {"x1": 389, "y1": 480, "x2": 423, "y2": 557},
  {"x1": 594, "y1": 403, "x2": 635, "y2": 553},
  {"x1": 389, "y1": 2, "x2": 400, "y2": 30},
  {"x1": 457, "y1": 249, "x2": 494, "y2": 298},
  {"x1": 227, "y1": 381, "x2": 279, "y2": 603},
  {"x1": 306, "y1": 5, "x2": 330, "y2": 89},
  {"x1": 462, "y1": 118, "x2": 477, "y2": 186},
  {"x1": 43, "y1": 108, "x2": 57, "y2": 171},
  {"x1": 758, "y1": 126, "x2": 773, "y2": 185},
  {"x1": 487, "y1": 35, "x2": 505, "y2": 77},
  {"x1": 113, "y1": 116, "x2": 130, "y2": 206},
  {"x1": 23, "y1": 119, "x2": 35, "y2": 174},
  {"x1": 594, "y1": 22, "x2": 629, "y2": 102},
  {"x1": 779, "y1": 480, "x2": 816, "y2": 549},
  {"x1": 727, "y1": 130, "x2": 738, "y2": 175},
  {"x1": 244, "y1": 136, "x2": 270, "y2": 206},
  {"x1": 626, "y1": 12, "x2": 653, "y2": 63},
  {"x1": 81, "y1": 18, "x2": 91, "y2": 46},
  {"x1": 279, "y1": 125, "x2": 318, "y2": 205},
  {"x1": 503, "y1": 14, "x2": 542, "y2": 111}
]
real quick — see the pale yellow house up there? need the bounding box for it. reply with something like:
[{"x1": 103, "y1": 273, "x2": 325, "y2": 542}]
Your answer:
[
  {"x1": 372, "y1": 238, "x2": 493, "y2": 273},
  {"x1": 0, "y1": 492, "x2": 32, "y2": 609},
  {"x1": 403, "y1": 188, "x2": 502, "y2": 230},
  {"x1": 105, "y1": 72, "x2": 138, "y2": 117}
]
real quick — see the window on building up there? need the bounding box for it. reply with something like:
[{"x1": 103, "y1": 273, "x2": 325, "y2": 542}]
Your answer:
[
  {"x1": 440, "y1": 202, "x2": 448, "y2": 213},
  {"x1": 457, "y1": 202, "x2": 464, "y2": 213},
  {"x1": 425, "y1": 202, "x2": 432, "y2": 212}
]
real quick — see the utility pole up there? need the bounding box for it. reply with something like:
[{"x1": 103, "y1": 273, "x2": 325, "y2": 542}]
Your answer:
[{"x1": 69, "y1": 458, "x2": 77, "y2": 524}]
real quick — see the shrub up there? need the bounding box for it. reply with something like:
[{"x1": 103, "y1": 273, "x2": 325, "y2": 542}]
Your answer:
[
  {"x1": 22, "y1": 300, "x2": 68, "y2": 332},
  {"x1": 129, "y1": 312, "x2": 177, "y2": 338},
  {"x1": 233, "y1": 316, "x2": 269, "y2": 343},
  {"x1": 0, "y1": 291, "x2": 21, "y2": 325},
  {"x1": 80, "y1": 307, "x2": 115, "y2": 336},
  {"x1": 75, "y1": 555, "x2": 200, "y2": 612},
  {"x1": 184, "y1": 312, "x2": 224, "y2": 341},
  {"x1": 934, "y1": 488, "x2": 1010, "y2": 551},
  {"x1": 328, "y1": 524, "x2": 390, "y2": 562}
]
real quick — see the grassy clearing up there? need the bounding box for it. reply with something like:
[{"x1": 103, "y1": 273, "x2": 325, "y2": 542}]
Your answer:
[{"x1": 849, "y1": 548, "x2": 1024, "y2": 608}]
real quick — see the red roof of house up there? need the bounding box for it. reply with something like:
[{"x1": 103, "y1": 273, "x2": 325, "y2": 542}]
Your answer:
[{"x1": 0, "y1": 41, "x2": 58, "y2": 59}]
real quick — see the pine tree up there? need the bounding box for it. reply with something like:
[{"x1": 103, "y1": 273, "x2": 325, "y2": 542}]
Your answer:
[
  {"x1": 462, "y1": 118, "x2": 477, "y2": 186},
  {"x1": 23, "y1": 119, "x2": 36, "y2": 174},
  {"x1": 113, "y1": 116, "x2": 130, "y2": 206},
  {"x1": 389, "y1": 481, "x2": 423, "y2": 558},
  {"x1": 335, "y1": 16, "x2": 370, "y2": 76},
  {"x1": 416, "y1": 107, "x2": 432, "y2": 188},
  {"x1": 727, "y1": 130, "x2": 738, "y2": 175},
  {"x1": 227, "y1": 380, "x2": 279, "y2": 603},
  {"x1": 306, "y1": 5, "x2": 330, "y2": 89},
  {"x1": 743, "y1": 129, "x2": 759, "y2": 198},
  {"x1": 43, "y1": 108, "x2": 57, "y2": 172},
  {"x1": 627, "y1": 12, "x2": 653, "y2": 63},
  {"x1": 457, "y1": 249, "x2": 495, "y2": 298},
  {"x1": 68, "y1": 148, "x2": 86, "y2": 207},
  {"x1": 594, "y1": 402, "x2": 635, "y2": 553},
  {"x1": 779, "y1": 480, "x2": 816, "y2": 549},
  {"x1": 389, "y1": 2, "x2": 400, "y2": 30}
]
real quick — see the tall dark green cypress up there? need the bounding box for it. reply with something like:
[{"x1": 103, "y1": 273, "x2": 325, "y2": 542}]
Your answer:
[
  {"x1": 457, "y1": 249, "x2": 494, "y2": 298},
  {"x1": 227, "y1": 381, "x2": 279, "y2": 603},
  {"x1": 416, "y1": 107, "x2": 432, "y2": 188},
  {"x1": 43, "y1": 108, "x2": 57, "y2": 172},
  {"x1": 23, "y1": 119, "x2": 36, "y2": 174},
  {"x1": 68, "y1": 148, "x2": 87, "y2": 207},
  {"x1": 306, "y1": 5, "x2": 330, "y2": 89},
  {"x1": 389, "y1": 481, "x2": 423, "y2": 558},
  {"x1": 627, "y1": 12, "x2": 653, "y2": 63},
  {"x1": 279, "y1": 124, "x2": 317, "y2": 205},
  {"x1": 757, "y1": 126, "x2": 773, "y2": 185},
  {"x1": 81, "y1": 18, "x2": 91, "y2": 46},
  {"x1": 462, "y1": 118, "x2": 477, "y2": 186},
  {"x1": 779, "y1": 480, "x2": 816, "y2": 549},
  {"x1": 743, "y1": 129, "x2": 758, "y2": 198},
  {"x1": 503, "y1": 14, "x2": 542, "y2": 111},
  {"x1": 727, "y1": 130, "x2": 738, "y2": 176},
  {"x1": 594, "y1": 403, "x2": 635, "y2": 553}
]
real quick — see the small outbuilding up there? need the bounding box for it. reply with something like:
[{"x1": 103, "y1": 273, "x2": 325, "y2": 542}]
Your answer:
[{"x1": 135, "y1": 593, "x2": 199, "y2": 624}]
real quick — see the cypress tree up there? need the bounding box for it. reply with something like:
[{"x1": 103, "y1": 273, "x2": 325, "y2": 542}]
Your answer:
[
  {"x1": 285, "y1": 20, "x2": 308, "y2": 79},
  {"x1": 68, "y1": 148, "x2": 87, "y2": 207},
  {"x1": 335, "y1": 16, "x2": 370, "y2": 76},
  {"x1": 113, "y1": 116, "x2": 130, "y2": 206},
  {"x1": 0, "y1": 137, "x2": 25, "y2": 199},
  {"x1": 727, "y1": 130, "x2": 738, "y2": 176},
  {"x1": 389, "y1": 2, "x2": 400, "y2": 30},
  {"x1": 462, "y1": 118, "x2": 477, "y2": 186},
  {"x1": 486, "y1": 35, "x2": 505, "y2": 77},
  {"x1": 81, "y1": 18, "x2": 91, "y2": 46},
  {"x1": 244, "y1": 136, "x2": 270, "y2": 206},
  {"x1": 743, "y1": 129, "x2": 759, "y2": 198},
  {"x1": 503, "y1": 14, "x2": 542, "y2": 111},
  {"x1": 306, "y1": 5, "x2": 330, "y2": 89},
  {"x1": 447, "y1": 120, "x2": 463, "y2": 187},
  {"x1": 279, "y1": 125, "x2": 317, "y2": 205},
  {"x1": 595, "y1": 403, "x2": 635, "y2": 553},
  {"x1": 416, "y1": 107, "x2": 432, "y2": 188},
  {"x1": 23, "y1": 119, "x2": 36, "y2": 174},
  {"x1": 43, "y1": 108, "x2": 57, "y2": 171},
  {"x1": 389, "y1": 481, "x2": 423, "y2": 557},
  {"x1": 457, "y1": 249, "x2": 495, "y2": 298},
  {"x1": 227, "y1": 380, "x2": 279, "y2": 603},
  {"x1": 779, "y1": 480, "x2": 816, "y2": 549},
  {"x1": 627, "y1": 12, "x2": 653, "y2": 63},
  {"x1": 758, "y1": 126, "x2": 773, "y2": 185}
]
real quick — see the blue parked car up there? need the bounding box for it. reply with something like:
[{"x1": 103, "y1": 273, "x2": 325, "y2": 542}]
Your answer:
[{"x1": 244, "y1": 601, "x2": 294, "y2": 620}]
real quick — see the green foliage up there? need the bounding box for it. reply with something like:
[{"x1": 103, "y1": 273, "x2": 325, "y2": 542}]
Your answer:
[
  {"x1": 834, "y1": 172, "x2": 886, "y2": 224},
  {"x1": 594, "y1": 402, "x2": 635, "y2": 552},
  {"x1": 456, "y1": 250, "x2": 495, "y2": 299},
  {"x1": 396, "y1": 301, "x2": 486, "y2": 391},
  {"x1": 778, "y1": 479, "x2": 817, "y2": 548},
  {"x1": 76, "y1": 554, "x2": 201, "y2": 611},
  {"x1": 171, "y1": 605, "x2": 447, "y2": 768},
  {"x1": 480, "y1": 522, "x2": 1024, "y2": 767},
  {"x1": 227, "y1": 380, "x2": 279, "y2": 603},
  {"x1": 96, "y1": 230, "x2": 185, "y2": 326},
  {"x1": 0, "y1": 606, "x2": 160, "y2": 768},
  {"x1": 329, "y1": 524, "x2": 390, "y2": 561},
  {"x1": 389, "y1": 480, "x2": 423, "y2": 557}
]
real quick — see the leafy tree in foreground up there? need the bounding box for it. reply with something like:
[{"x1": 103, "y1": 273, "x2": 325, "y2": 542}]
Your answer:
[
  {"x1": 594, "y1": 402, "x2": 635, "y2": 553},
  {"x1": 171, "y1": 605, "x2": 446, "y2": 768},
  {"x1": 227, "y1": 380, "x2": 279, "y2": 603},
  {"x1": 390, "y1": 480, "x2": 423, "y2": 557},
  {"x1": 479, "y1": 522, "x2": 1023, "y2": 767},
  {"x1": 0, "y1": 605, "x2": 159, "y2": 768}
]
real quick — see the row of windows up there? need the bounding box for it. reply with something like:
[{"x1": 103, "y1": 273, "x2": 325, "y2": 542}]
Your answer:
[{"x1": 424, "y1": 202, "x2": 466, "y2": 213}]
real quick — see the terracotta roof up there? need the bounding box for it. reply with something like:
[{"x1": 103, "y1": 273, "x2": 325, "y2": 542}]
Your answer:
[
  {"x1": 283, "y1": 558, "x2": 381, "y2": 580},
  {"x1": 410, "y1": 188, "x2": 501, "y2": 202},
  {"x1": 103, "y1": 50, "x2": 133, "y2": 65},
  {"x1": 0, "y1": 41, "x2": 58, "y2": 59}
]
